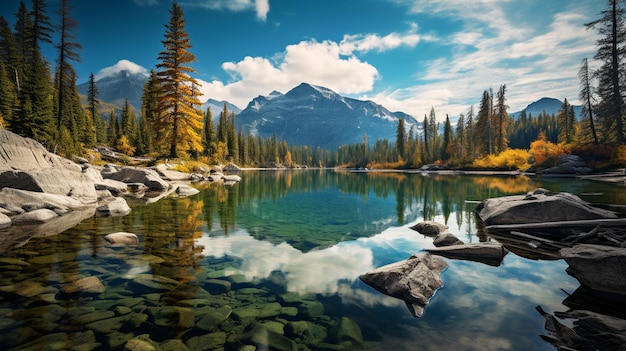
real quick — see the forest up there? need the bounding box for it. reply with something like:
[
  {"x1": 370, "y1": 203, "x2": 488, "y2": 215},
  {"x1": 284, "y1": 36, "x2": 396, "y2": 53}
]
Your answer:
[{"x1": 1, "y1": 0, "x2": 625, "y2": 171}]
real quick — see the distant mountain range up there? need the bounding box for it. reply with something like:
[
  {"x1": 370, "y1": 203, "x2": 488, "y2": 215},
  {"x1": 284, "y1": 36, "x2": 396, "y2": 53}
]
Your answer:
[
  {"x1": 510, "y1": 97, "x2": 582, "y2": 119},
  {"x1": 82, "y1": 60, "x2": 583, "y2": 149},
  {"x1": 236, "y1": 82, "x2": 419, "y2": 149}
]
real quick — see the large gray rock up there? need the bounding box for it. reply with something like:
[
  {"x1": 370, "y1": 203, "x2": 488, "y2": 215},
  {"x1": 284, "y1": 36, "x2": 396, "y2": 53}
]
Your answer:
[
  {"x1": 0, "y1": 129, "x2": 98, "y2": 204},
  {"x1": 96, "y1": 197, "x2": 131, "y2": 217},
  {"x1": 561, "y1": 244, "x2": 626, "y2": 299},
  {"x1": 476, "y1": 189, "x2": 618, "y2": 225},
  {"x1": 0, "y1": 187, "x2": 87, "y2": 213},
  {"x1": 409, "y1": 221, "x2": 449, "y2": 236},
  {"x1": 155, "y1": 164, "x2": 191, "y2": 181},
  {"x1": 433, "y1": 232, "x2": 464, "y2": 247},
  {"x1": 360, "y1": 253, "x2": 447, "y2": 317},
  {"x1": 11, "y1": 208, "x2": 58, "y2": 224},
  {"x1": 104, "y1": 232, "x2": 138, "y2": 246},
  {"x1": 426, "y1": 242, "x2": 508, "y2": 266},
  {"x1": 0, "y1": 212, "x2": 9, "y2": 229},
  {"x1": 102, "y1": 166, "x2": 170, "y2": 190},
  {"x1": 542, "y1": 155, "x2": 593, "y2": 175}
]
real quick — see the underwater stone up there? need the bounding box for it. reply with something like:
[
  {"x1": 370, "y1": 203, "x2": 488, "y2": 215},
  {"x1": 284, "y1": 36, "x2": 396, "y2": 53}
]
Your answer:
[
  {"x1": 196, "y1": 305, "x2": 232, "y2": 331},
  {"x1": 159, "y1": 339, "x2": 190, "y2": 351},
  {"x1": 104, "y1": 232, "x2": 138, "y2": 246},
  {"x1": 258, "y1": 302, "x2": 283, "y2": 318},
  {"x1": 286, "y1": 321, "x2": 328, "y2": 346},
  {"x1": 0, "y1": 280, "x2": 47, "y2": 298},
  {"x1": 203, "y1": 278, "x2": 231, "y2": 294},
  {"x1": 246, "y1": 324, "x2": 297, "y2": 351},
  {"x1": 280, "y1": 306, "x2": 299, "y2": 318},
  {"x1": 59, "y1": 276, "x2": 105, "y2": 296},
  {"x1": 123, "y1": 338, "x2": 156, "y2": 351},
  {"x1": 331, "y1": 316, "x2": 363, "y2": 344},
  {"x1": 262, "y1": 320, "x2": 286, "y2": 335},
  {"x1": 128, "y1": 274, "x2": 179, "y2": 293},
  {"x1": 154, "y1": 306, "x2": 194, "y2": 330},
  {"x1": 298, "y1": 300, "x2": 325, "y2": 318},
  {"x1": 185, "y1": 331, "x2": 227, "y2": 351},
  {"x1": 74, "y1": 310, "x2": 116, "y2": 325}
]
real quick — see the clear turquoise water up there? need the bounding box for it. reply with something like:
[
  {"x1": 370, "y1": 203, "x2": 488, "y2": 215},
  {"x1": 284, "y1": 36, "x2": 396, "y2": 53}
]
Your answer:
[{"x1": 0, "y1": 170, "x2": 624, "y2": 350}]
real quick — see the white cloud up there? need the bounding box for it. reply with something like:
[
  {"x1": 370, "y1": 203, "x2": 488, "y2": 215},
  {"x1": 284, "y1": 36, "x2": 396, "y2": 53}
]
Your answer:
[
  {"x1": 132, "y1": 0, "x2": 159, "y2": 6},
  {"x1": 95, "y1": 59, "x2": 149, "y2": 80},
  {"x1": 339, "y1": 23, "x2": 425, "y2": 54},
  {"x1": 183, "y1": 0, "x2": 270, "y2": 21},
  {"x1": 197, "y1": 39, "x2": 380, "y2": 108}
]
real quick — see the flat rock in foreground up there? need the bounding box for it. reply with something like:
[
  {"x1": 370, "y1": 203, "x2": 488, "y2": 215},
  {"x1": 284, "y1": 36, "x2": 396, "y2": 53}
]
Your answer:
[
  {"x1": 426, "y1": 242, "x2": 508, "y2": 267},
  {"x1": 360, "y1": 253, "x2": 447, "y2": 317},
  {"x1": 476, "y1": 189, "x2": 618, "y2": 226}
]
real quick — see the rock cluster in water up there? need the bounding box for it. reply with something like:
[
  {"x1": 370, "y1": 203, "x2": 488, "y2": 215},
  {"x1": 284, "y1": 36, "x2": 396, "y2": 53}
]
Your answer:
[{"x1": 0, "y1": 129, "x2": 241, "y2": 251}]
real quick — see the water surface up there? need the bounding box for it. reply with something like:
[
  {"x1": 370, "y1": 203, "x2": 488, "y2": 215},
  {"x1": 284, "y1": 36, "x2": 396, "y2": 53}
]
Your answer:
[{"x1": 0, "y1": 170, "x2": 624, "y2": 350}]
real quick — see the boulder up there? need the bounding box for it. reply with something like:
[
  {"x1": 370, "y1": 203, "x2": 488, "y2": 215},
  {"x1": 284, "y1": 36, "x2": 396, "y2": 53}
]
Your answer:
[
  {"x1": 95, "y1": 179, "x2": 128, "y2": 195},
  {"x1": 96, "y1": 197, "x2": 132, "y2": 217},
  {"x1": 476, "y1": 189, "x2": 618, "y2": 225},
  {"x1": 223, "y1": 174, "x2": 242, "y2": 182},
  {"x1": 433, "y1": 232, "x2": 464, "y2": 247},
  {"x1": 104, "y1": 232, "x2": 139, "y2": 246},
  {"x1": 409, "y1": 221, "x2": 448, "y2": 236},
  {"x1": 175, "y1": 185, "x2": 199, "y2": 197},
  {"x1": 561, "y1": 244, "x2": 626, "y2": 300},
  {"x1": 223, "y1": 163, "x2": 241, "y2": 172},
  {"x1": 0, "y1": 212, "x2": 10, "y2": 229},
  {"x1": 542, "y1": 155, "x2": 593, "y2": 175},
  {"x1": 426, "y1": 242, "x2": 508, "y2": 266},
  {"x1": 207, "y1": 172, "x2": 223, "y2": 182},
  {"x1": 11, "y1": 208, "x2": 58, "y2": 224},
  {"x1": 360, "y1": 253, "x2": 447, "y2": 317},
  {"x1": 59, "y1": 276, "x2": 105, "y2": 296},
  {"x1": 102, "y1": 166, "x2": 170, "y2": 190},
  {"x1": 155, "y1": 164, "x2": 191, "y2": 181},
  {"x1": 0, "y1": 129, "x2": 98, "y2": 204}
]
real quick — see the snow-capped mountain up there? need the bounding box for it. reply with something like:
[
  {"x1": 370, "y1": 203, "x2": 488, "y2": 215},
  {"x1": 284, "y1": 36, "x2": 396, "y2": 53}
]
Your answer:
[
  {"x1": 201, "y1": 99, "x2": 242, "y2": 119},
  {"x1": 77, "y1": 60, "x2": 149, "y2": 113},
  {"x1": 511, "y1": 97, "x2": 582, "y2": 119},
  {"x1": 236, "y1": 82, "x2": 420, "y2": 150}
]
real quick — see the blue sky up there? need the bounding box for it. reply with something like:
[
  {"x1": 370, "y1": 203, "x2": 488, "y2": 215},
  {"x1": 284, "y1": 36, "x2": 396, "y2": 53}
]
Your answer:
[{"x1": 1, "y1": 0, "x2": 602, "y2": 119}]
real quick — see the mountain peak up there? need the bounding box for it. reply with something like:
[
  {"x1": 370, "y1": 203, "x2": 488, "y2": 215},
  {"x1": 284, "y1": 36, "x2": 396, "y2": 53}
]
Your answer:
[
  {"x1": 288, "y1": 82, "x2": 338, "y2": 99},
  {"x1": 94, "y1": 59, "x2": 149, "y2": 81}
]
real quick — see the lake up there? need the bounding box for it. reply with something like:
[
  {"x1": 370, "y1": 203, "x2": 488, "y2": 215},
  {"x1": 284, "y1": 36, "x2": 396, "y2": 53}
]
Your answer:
[{"x1": 1, "y1": 170, "x2": 624, "y2": 351}]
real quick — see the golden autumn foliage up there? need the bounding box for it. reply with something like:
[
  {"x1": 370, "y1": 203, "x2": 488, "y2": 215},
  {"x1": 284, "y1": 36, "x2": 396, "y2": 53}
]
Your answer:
[
  {"x1": 472, "y1": 149, "x2": 531, "y2": 170},
  {"x1": 116, "y1": 135, "x2": 136, "y2": 156},
  {"x1": 529, "y1": 132, "x2": 565, "y2": 167}
]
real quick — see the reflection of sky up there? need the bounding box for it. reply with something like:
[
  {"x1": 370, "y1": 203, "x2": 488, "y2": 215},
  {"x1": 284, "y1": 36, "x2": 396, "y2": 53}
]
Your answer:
[{"x1": 197, "y1": 214, "x2": 581, "y2": 350}]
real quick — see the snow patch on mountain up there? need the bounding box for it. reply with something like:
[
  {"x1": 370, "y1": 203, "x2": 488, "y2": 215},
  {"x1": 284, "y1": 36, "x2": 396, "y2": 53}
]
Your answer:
[{"x1": 95, "y1": 59, "x2": 149, "y2": 80}]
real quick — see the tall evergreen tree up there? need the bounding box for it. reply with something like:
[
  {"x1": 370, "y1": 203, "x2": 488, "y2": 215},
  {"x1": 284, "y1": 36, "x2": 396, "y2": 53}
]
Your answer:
[
  {"x1": 395, "y1": 118, "x2": 406, "y2": 160},
  {"x1": 578, "y1": 58, "x2": 599, "y2": 144},
  {"x1": 475, "y1": 89, "x2": 493, "y2": 155},
  {"x1": 442, "y1": 114, "x2": 453, "y2": 161},
  {"x1": 141, "y1": 69, "x2": 160, "y2": 154},
  {"x1": 155, "y1": 1, "x2": 203, "y2": 158},
  {"x1": 586, "y1": 0, "x2": 626, "y2": 143},
  {"x1": 557, "y1": 98, "x2": 577, "y2": 144},
  {"x1": 55, "y1": 0, "x2": 90, "y2": 153},
  {"x1": 494, "y1": 84, "x2": 510, "y2": 153},
  {"x1": 202, "y1": 107, "x2": 216, "y2": 157},
  {"x1": 87, "y1": 73, "x2": 105, "y2": 143}
]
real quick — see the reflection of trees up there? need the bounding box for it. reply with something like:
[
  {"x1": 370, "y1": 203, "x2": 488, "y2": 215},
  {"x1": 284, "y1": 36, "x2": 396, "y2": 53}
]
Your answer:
[{"x1": 140, "y1": 197, "x2": 204, "y2": 302}]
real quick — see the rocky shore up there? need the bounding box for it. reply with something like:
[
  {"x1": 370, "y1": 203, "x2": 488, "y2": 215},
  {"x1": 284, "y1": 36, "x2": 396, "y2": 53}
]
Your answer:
[{"x1": 0, "y1": 128, "x2": 240, "y2": 251}]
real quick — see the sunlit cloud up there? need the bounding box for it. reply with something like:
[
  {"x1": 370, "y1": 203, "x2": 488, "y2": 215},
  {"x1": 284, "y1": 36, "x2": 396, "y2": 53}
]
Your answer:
[
  {"x1": 94, "y1": 59, "x2": 149, "y2": 80},
  {"x1": 197, "y1": 39, "x2": 380, "y2": 108},
  {"x1": 339, "y1": 23, "x2": 427, "y2": 54},
  {"x1": 181, "y1": 0, "x2": 270, "y2": 21}
]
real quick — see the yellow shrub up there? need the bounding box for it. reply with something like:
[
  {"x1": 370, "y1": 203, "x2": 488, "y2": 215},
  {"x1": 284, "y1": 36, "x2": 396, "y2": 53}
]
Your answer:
[{"x1": 472, "y1": 149, "x2": 530, "y2": 170}]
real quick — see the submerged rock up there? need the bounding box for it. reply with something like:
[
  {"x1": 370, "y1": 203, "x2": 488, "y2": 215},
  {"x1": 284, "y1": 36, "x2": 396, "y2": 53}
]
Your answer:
[
  {"x1": 476, "y1": 189, "x2": 618, "y2": 225},
  {"x1": 104, "y1": 232, "x2": 139, "y2": 246},
  {"x1": 59, "y1": 276, "x2": 105, "y2": 296},
  {"x1": 433, "y1": 232, "x2": 464, "y2": 247},
  {"x1": 360, "y1": 253, "x2": 447, "y2": 317}
]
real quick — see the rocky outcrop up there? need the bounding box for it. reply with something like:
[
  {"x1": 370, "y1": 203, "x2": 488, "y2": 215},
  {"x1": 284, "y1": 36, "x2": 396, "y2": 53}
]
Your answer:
[
  {"x1": 0, "y1": 129, "x2": 98, "y2": 204},
  {"x1": 476, "y1": 188, "x2": 618, "y2": 226},
  {"x1": 542, "y1": 155, "x2": 593, "y2": 175},
  {"x1": 561, "y1": 244, "x2": 626, "y2": 300},
  {"x1": 433, "y1": 232, "x2": 464, "y2": 247},
  {"x1": 359, "y1": 253, "x2": 447, "y2": 317},
  {"x1": 102, "y1": 166, "x2": 170, "y2": 191}
]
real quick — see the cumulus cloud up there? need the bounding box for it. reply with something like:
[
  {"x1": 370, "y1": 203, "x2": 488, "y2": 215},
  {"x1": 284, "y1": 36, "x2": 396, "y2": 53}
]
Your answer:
[
  {"x1": 183, "y1": 0, "x2": 269, "y2": 21},
  {"x1": 94, "y1": 59, "x2": 149, "y2": 80},
  {"x1": 339, "y1": 23, "x2": 425, "y2": 54},
  {"x1": 197, "y1": 39, "x2": 380, "y2": 108}
]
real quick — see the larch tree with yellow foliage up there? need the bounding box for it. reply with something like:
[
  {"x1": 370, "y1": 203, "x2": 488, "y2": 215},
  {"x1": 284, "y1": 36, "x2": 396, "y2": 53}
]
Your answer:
[{"x1": 155, "y1": 1, "x2": 203, "y2": 158}]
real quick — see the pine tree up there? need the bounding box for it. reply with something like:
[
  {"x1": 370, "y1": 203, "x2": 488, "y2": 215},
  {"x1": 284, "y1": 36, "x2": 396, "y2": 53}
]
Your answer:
[
  {"x1": 140, "y1": 69, "x2": 159, "y2": 154},
  {"x1": 494, "y1": 84, "x2": 510, "y2": 153},
  {"x1": 155, "y1": 1, "x2": 203, "y2": 158},
  {"x1": 442, "y1": 114, "x2": 453, "y2": 161},
  {"x1": 395, "y1": 118, "x2": 406, "y2": 160},
  {"x1": 202, "y1": 107, "x2": 215, "y2": 157},
  {"x1": 578, "y1": 58, "x2": 599, "y2": 144},
  {"x1": 586, "y1": 0, "x2": 626, "y2": 143},
  {"x1": 455, "y1": 112, "x2": 465, "y2": 160},
  {"x1": 55, "y1": 0, "x2": 91, "y2": 153},
  {"x1": 557, "y1": 98, "x2": 577, "y2": 144},
  {"x1": 475, "y1": 89, "x2": 493, "y2": 155}
]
